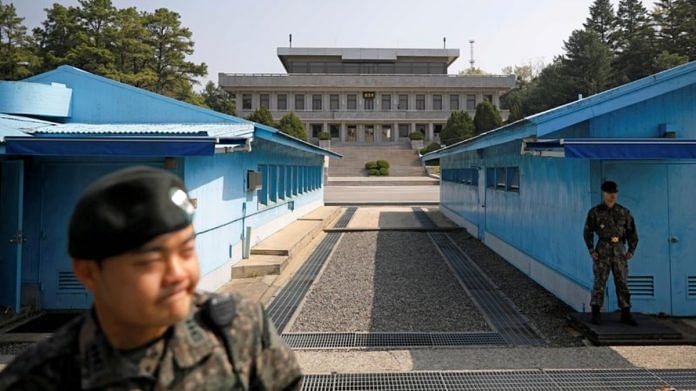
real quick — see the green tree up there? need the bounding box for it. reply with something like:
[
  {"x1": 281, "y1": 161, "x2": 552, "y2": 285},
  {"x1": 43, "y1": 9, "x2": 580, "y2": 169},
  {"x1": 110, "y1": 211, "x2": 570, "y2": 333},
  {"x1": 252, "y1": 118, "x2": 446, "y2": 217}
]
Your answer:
[
  {"x1": 247, "y1": 106, "x2": 276, "y2": 127},
  {"x1": 143, "y1": 8, "x2": 207, "y2": 100},
  {"x1": 0, "y1": 1, "x2": 39, "y2": 80},
  {"x1": 440, "y1": 111, "x2": 475, "y2": 145},
  {"x1": 277, "y1": 112, "x2": 307, "y2": 141},
  {"x1": 201, "y1": 81, "x2": 235, "y2": 115},
  {"x1": 612, "y1": 0, "x2": 658, "y2": 84},
  {"x1": 653, "y1": 0, "x2": 696, "y2": 62},
  {"x1": 562, "y1": 29, "x2": 613, "y2": 96},
  {"x1": 459, "y1": 67, "x2": 488, "y2": 75},
  {"x1": 583, "y1": 0, "x2": 617, "y2": 47},
  {"x1": 474, "y1": 101, "x2": 503, "y2": 134},
  {"x1": 32, "y1": 3, "x2": 82, "y2": 71},
  {"x1": 108, "y1": 7, "x2": 155, "y2": 86}
]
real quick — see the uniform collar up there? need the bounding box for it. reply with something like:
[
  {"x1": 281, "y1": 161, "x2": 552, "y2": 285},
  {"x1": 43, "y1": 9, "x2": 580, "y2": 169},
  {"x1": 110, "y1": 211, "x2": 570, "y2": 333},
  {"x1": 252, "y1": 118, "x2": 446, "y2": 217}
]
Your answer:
[{"x1": 78, "y1": 302, "x2": 214, "y2": 389}]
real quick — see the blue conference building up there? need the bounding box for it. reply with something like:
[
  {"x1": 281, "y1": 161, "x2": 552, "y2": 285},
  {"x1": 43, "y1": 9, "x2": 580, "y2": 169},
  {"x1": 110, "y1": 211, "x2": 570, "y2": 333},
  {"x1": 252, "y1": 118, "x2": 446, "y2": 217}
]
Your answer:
[
  {"x1": 0, "y1": 66, "x2": 340, "y2": 313},
  {"x1": 423, "y1": 61, "x2": 696, "y2": 316}
]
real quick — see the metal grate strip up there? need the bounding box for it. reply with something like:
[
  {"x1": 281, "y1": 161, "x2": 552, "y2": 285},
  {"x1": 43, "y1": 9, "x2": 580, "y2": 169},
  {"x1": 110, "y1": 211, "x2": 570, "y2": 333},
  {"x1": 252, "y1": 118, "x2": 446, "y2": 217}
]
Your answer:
[
  {"x1": 267, "y1": 208, "x2": 355, "y2": 333},
  {"x1": 283, "y1": 332, "x2": 505, "y2": 349},
  {"x1": 301, "y1": 368, "x2": 696, "y2": 390},
  {"x1": 688, "y1": 276, "x2": 696, "y2": 298},
  {"x1": 429, "y1": 232, "x2": 545, "y2": 346}
]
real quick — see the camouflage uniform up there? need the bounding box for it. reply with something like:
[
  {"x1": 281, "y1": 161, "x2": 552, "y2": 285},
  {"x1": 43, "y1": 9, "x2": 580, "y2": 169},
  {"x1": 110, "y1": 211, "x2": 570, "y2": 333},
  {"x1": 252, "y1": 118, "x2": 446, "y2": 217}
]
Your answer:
[
  {"x1": 583, "y1": 203, "x2": 639, "y2": 309},
  {"x1": 0, "y1": 292, "x2": 302, "y2": 390}
]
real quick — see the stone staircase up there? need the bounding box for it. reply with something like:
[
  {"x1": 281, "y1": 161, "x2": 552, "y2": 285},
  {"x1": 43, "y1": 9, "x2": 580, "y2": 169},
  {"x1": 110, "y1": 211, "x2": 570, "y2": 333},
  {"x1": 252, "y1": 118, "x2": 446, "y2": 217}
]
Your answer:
[{"x1": 328, "y1": 143, "x2": 427, "y2": 177}]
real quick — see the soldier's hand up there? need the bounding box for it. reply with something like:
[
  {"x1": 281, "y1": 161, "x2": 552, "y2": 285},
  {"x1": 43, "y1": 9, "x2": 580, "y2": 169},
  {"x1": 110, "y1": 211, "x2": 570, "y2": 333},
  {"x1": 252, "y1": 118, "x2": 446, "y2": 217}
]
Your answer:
[
  {"x1": 591, "y1": 251, "x2": 599, "y2": 261},
  {"x1": 625, "y1": 252, "x2": 633, "y2": 260}
]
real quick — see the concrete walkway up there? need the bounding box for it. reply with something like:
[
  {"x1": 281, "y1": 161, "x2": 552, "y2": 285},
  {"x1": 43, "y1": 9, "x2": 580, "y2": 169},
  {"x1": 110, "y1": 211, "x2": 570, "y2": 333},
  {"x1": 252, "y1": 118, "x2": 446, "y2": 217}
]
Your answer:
[{"x1": 324, "y1": 185, "x2": 439, "y2": 205}]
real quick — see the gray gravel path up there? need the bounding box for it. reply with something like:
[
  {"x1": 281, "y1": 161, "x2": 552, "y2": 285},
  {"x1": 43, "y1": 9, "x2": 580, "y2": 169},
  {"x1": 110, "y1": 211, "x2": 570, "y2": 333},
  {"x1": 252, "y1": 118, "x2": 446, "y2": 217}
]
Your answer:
[
  {"x1": 448, "y1": 230, "x2": 582, "y2": 347},
  {"x1": 289, "y1": 231, "x2": 490, "y2": 332}
]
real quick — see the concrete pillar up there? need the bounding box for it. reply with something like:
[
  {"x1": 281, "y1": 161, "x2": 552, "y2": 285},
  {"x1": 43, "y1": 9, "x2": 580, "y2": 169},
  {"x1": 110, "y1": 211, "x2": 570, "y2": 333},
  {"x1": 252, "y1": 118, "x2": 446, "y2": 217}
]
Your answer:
[
  {"x1": 358, "y1": 124, "x2": 365, "y2": 143},
  {"x1": 493, "y1": 93, "x2": 501, "y2": 109},
  {"x1": 394, "y1": 122, "x2": 399, "y2": 141},
  {"x1": 428, "y1": 123, "x2": 434, "y2": 141},
  {"x1": 411, "y1": 122, "x2": 416, "y2": 135},
  {"x1": 340, "y1": 123, "x2": 347, "y2": 142}
]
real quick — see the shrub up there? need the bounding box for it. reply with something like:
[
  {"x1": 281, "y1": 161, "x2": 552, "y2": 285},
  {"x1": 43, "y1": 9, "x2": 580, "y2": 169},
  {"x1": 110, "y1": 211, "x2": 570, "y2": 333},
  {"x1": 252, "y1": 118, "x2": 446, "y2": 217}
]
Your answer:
[
  {"x1": 367, "y1": 168, "x2": 380, "y2": 176},
  {"x1": 419, "y1": 142, "x2": 442, "y2": 156},
  {"x1": 474, "y1": 101, "x2": 503, "y2": 134},
  {"x1": 365, "y1": 161, "x2": 378, "y2": 169},
  {"x1": 376, "y1": 160, "x2": 390, "y2": 169},
  {"x1": 409, "y1": 131, "x2": 424, "y2": 140},
  {"x1": 379, "y1": 167, "x2": 389, "y2": 176},
  {"x1": 278, "y1": 112, "x2": 307, "y2": 141},
  {"x1": 318, "y1": 131, "x2": 331, "y2": 140}
]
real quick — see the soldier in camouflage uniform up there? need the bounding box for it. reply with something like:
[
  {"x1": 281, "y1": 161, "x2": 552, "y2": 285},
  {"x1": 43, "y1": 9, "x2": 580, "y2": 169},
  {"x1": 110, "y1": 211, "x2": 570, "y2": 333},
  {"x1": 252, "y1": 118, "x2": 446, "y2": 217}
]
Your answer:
[
  {"x1": 583, "y1": 180, "x2": 639, "y2": 326},
  {"x1": 0, "y1": 167, "x2": 302, "y2": 390}
]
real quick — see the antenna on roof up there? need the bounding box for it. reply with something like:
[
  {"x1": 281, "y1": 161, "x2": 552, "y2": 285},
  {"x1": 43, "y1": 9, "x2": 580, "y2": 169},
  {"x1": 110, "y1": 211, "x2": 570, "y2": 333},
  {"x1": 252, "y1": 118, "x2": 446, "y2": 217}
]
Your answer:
[
  {"x1": 469, "y1": 40, "x2": 475, "y2": 70},
  {"x1": 443, "y1": 37, "x2": 446, "y2": 49},
  {"x1": 289, "y1": 33, "x2": 293, "y2": 48}
]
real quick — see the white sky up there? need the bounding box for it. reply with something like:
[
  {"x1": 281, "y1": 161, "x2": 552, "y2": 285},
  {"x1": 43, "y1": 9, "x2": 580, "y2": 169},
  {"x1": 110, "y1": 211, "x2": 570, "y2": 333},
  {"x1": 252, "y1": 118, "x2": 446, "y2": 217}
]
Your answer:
[{"x1": 12, "y1": 0, "x2": 653, "y2": 87}]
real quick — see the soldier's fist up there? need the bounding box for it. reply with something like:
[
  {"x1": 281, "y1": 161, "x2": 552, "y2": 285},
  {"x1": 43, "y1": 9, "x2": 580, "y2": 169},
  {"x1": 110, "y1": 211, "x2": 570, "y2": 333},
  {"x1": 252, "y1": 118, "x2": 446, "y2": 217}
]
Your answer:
[{"x1": 591, "y1": 251, "x2": 599, "y2": 261}]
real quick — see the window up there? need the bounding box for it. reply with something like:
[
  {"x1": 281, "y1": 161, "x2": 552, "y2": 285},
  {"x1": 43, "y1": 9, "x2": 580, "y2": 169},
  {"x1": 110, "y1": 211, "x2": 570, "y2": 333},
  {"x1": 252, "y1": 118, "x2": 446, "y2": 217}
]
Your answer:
[
  {"x1": 450, "y1": 95, "x2": 460, "y2": 110},
  {"x1": 312, "y1": 94, "x2": 322, "y2": 111},
  {"x1": 269, "y1": 165, "x2": 278, "y2": 203},
  {"x1": 434, "y1": 124, "x2": 443, "y2": 137},
  {"x1": 496, "y1": 167, "x2": 506, "y2": 190},
  {"x1": 364, "y1": 98, "x2": 374, "y2": 111},
  {"x1": 466, "y1": 95, "x2": 476, "y2": 110},
  {"x1": 442, "y1": 168, "x2": 478, "y2": 187},
  {"x1": 347, "y1": 94, "x2": 357, "y2": 110},
  {"x1": 311, "y1": 124, "x2": 323, "y2": 138},
  {"x1": 277, "y1": 94, "x2": 287, "y2": 110},
  {"x1": 432, "y1": 95, "x2": 442, "y2": 110},
  {"x1": 484, "y1": 94, "x2": 493, "y2": 104},
  {"x1": 260, "y1": 94, "x2": 269, "y2": 109},
  {"x1": 330, "y1": 94, "x2": 339, "y2": 110},
  {"x1": 258, "y1": 165, "x2": 268, "y2": 206},
  {"x1": 485, "y1": 168, "x2": 494, "y2": 189},
  {"x1": 329, "y1": 124, "x2": 340, "y2": 139},
  {"x1": 507, "y1": 167, "x2": 520, "y2": 192},
  {"x1": 295, "y1": 94, "x2": 305, "y2": 110},
  {"x1": 398, "y1": 94, "x2": 409, "y2": 110},
  {"x1": 309, "y1": 62, "x2": 324, "y2": 73},
  {"x1": 416, "y1": 95, "x2": 425, "y2": 110},
  {"x1": 398, "y1": 124, "x2": 410, "y2": 138},
  {"x1": 381, "y1": 94, "x2": 391, "y2": 111},
  {"x1": 242, "y1": 94, "x2": 252, "y2": 110}
]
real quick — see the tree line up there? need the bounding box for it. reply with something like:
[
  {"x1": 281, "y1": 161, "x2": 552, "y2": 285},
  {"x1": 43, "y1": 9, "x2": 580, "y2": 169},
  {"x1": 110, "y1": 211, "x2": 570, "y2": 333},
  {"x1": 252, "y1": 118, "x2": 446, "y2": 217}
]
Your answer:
[{"x1": 0, "y1": 0, "x2": 235, "y2": 114}]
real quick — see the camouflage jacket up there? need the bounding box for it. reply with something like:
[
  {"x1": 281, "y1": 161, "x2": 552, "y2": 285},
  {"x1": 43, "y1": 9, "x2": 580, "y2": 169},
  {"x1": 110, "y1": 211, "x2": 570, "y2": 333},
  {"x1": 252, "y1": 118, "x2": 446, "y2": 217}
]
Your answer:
[
  {"x1": 0, "y1": 292, "x2": 302, "y2": 390},
  {"x1": 583, "y1": 202, "x2": 639, "y2": 256}
]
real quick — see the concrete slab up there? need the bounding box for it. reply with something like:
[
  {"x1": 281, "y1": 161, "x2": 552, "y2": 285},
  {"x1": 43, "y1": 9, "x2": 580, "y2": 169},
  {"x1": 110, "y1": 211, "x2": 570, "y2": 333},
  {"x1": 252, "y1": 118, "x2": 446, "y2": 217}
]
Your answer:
[
  {"x1": 419, "y1": 206, "x2": 458, "y2": 228},
  {"x1": 297, "y1": 206, "x2": 341, "y2": 228},
  {"x1": 230, "y1": 254, "x2": 289, "y2": 279},
  {"x1": 569, "y1": 312, "x2": 687, "y2": 345},
  {"x1": 324, "y1": 185, "x2": 439, "y2": 205},
  {"x1": 341, "y1": 206, "x2": 452, "y2": 230},
  {"x1": 251, "y1": 220, "x2": 323, "y2": 257}
]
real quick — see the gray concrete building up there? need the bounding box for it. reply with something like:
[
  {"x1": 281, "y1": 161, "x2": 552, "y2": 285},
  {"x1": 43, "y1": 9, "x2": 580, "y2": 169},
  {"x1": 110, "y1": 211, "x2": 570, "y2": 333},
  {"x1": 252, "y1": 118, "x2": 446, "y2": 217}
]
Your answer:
[{"x1": 219, "y1": 47, "x2": 516, "y2": 144}]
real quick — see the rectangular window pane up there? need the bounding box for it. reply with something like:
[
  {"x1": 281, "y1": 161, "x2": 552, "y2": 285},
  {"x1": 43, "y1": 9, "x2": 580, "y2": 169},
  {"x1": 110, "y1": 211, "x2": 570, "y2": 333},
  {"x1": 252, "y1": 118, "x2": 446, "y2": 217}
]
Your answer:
[
  {"x1": 258, "y1": 165, "x2": 268, "y2": 206},
  {"x1": 329, "y1": 124, "x2": 340, "y2": 138},
  {"x1": 242, "y1": 94, "x2": 252, "y2": 110},
  {"x1": 330, "y1": 94, "x2": 339, "y2": 110},
  {"x1": 364, "y1": 98, "x2": 374, "y2": 111},
  {"x1": 484, "y1": 94, "x2": 493, "y2": 103},
  {"x1": 496, "y1": 167, "x2": 506, "y2": 190},
  {"x1": 311, "y1": 124, "x2": 322, "y2": 138},
  {"x1": 347, "y1": 94, "x2": 357, "y2": 110},
  {"x1": 295, "y1": 94, "x2": 305, "y2": 110},
  {"x1": 398, "y1": 95, "x2": 408, "y2": 110},
  {"x1": 381, "y1": 94, "x2": 391, "y2": 111},
  {"x1": 486, "y1": 168, "x2": 495, "y2": 189},
  {"x1": 507, "y1": 167, "x2": 520, "y2": 192},
  {"x1": 416, "y1": 95, "x2": 425, "y2": 110},
  {"x1": 312, "y1": 94, "x2": 322, "y2": 111},
  {"x1": 450, "y1": 95, "x2": 459, "y2": 110},
  {"x1": 277, "y1": 94, "x2": 287, "y2": 110},
  {"x1": 260, "y1": 94, "x2": 269, "y2": 109},
  {"x1": 398, "y1": 124, "x2": 410, "y2": 138},
  {"x1": 467, "y1": 95, "x2": 476, "y2": 110},
  {"x1": 433, "y1": 95, "x2": 442, "y2": 110}
]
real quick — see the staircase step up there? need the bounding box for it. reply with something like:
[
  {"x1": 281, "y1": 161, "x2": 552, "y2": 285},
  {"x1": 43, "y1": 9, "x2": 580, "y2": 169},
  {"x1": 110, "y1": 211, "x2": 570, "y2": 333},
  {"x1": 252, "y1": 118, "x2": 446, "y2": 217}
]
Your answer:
[
  {"x1": 250, "y1": 219, "x2": 323, "y2": 257},
  {"x1": 231, "y1": 254, "x2": 289, "y2": 279}
]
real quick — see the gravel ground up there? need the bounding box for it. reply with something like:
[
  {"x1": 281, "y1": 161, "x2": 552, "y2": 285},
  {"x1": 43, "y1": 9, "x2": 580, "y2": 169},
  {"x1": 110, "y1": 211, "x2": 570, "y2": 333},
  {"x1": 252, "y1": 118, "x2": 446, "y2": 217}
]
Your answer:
[
  {"x1": 289, "y1": 231, "x2": 490, "y2": 332},
  {"x1": 448, "y1": 230, "x2": 582, "y2": 347}
]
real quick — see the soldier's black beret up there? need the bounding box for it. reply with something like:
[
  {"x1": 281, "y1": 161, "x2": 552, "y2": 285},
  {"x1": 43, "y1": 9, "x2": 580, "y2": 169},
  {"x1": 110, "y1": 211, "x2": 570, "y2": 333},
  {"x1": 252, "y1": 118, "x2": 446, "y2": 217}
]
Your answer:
[
  {"x1": 601, "y1": 180, "x2": 618, "y2": 193},
  {"x1": 68, "y1": 166, "x2": 195, "y2": 260}
]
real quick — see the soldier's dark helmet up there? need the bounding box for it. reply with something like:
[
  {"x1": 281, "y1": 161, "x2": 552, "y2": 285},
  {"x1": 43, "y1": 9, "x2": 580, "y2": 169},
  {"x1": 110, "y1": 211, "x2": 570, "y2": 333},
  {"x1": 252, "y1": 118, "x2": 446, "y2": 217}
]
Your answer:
[{"x1": 601, "y1": 180, "x2": 618, "y2": 193}]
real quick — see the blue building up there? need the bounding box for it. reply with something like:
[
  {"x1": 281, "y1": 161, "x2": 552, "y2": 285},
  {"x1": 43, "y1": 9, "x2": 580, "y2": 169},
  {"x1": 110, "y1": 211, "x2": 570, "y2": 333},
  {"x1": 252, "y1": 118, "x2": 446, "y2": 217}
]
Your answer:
[
  {"x1": 423, "y1": 61, "x2": 696, "y2": 316},
  {"x1": 0, "y1": 66, "x2": 340, "y2": 313}
]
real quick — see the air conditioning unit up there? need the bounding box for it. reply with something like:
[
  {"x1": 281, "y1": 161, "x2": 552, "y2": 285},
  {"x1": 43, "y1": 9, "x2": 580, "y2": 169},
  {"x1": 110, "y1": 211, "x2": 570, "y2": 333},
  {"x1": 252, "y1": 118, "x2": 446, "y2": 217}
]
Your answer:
[{"x1": 247, "y1": 170, "x2": 263, "y2": 192}]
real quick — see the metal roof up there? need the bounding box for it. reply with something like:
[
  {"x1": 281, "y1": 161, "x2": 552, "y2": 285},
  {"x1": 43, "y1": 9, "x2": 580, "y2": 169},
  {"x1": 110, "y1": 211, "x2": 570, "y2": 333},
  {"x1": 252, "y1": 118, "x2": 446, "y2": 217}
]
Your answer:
[
  {"x1": 0, "y1": 114, "x2": 57, "y2": 141},
  {"x1": 26, "y1": 122, "x2": 255, "y2": 138}
]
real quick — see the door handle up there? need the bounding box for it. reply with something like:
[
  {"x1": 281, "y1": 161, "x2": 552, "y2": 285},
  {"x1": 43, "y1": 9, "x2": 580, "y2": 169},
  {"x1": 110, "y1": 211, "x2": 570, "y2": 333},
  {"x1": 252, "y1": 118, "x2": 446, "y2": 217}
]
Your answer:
[{"x1": 670, "y1": 236, "x2": 679, "y2": 244}]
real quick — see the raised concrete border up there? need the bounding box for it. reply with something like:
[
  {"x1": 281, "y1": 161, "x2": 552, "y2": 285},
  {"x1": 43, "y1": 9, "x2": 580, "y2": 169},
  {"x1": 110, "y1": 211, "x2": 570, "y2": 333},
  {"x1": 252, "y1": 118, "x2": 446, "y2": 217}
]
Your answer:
[{"x1": 439, "y1": 204, "x2": 479, "y2": 238}]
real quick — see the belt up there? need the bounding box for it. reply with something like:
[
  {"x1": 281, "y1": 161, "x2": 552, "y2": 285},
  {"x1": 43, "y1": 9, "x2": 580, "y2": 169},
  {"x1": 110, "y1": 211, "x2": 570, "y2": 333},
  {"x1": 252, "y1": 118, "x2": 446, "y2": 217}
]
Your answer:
[{"x1": 599, "y1": 236, "x2": 622, "y2": 244}]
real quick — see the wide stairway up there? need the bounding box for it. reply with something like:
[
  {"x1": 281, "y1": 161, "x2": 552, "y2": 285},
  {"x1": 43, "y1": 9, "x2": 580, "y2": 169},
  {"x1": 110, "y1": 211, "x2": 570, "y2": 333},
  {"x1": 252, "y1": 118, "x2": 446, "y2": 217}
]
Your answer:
[{"x1": 328, "y1": 143, "x2": 427, "y2": 177}]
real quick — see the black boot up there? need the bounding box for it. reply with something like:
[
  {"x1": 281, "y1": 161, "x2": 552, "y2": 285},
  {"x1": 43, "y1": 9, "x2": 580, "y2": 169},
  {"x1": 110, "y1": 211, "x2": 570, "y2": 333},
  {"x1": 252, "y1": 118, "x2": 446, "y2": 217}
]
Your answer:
[
  {"x1": 620, "y1": 307, "x2": 638, "y2": 326},
  {"x1": 591, "y1": 305, "x2": 601, "y2": 325}
]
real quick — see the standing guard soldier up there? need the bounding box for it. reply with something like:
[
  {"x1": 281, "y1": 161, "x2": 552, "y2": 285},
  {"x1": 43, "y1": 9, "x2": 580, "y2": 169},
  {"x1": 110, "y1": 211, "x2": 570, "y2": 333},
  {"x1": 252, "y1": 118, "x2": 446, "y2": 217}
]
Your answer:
[
  {"x1": 583, "y1": 180, "x2": 639, "y2": 326},
  {"x1": 0, "y1": 167, "x2": 302, "y2": 390}
]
